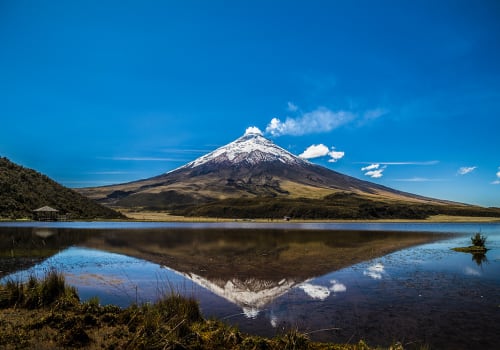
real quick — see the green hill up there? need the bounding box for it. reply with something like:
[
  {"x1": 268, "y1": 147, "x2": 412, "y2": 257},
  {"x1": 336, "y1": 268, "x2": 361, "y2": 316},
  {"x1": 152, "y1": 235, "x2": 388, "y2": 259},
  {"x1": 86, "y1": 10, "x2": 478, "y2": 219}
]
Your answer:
[{"x1": 0, "y1": 157, "x2": 122, "y2": 220}]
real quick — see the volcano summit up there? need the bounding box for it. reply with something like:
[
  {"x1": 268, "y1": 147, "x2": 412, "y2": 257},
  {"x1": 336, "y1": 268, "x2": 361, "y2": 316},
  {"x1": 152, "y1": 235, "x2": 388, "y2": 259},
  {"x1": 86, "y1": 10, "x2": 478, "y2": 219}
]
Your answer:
[{"x1": 78, "y1": 129, "x2": 493, "y2": 219}]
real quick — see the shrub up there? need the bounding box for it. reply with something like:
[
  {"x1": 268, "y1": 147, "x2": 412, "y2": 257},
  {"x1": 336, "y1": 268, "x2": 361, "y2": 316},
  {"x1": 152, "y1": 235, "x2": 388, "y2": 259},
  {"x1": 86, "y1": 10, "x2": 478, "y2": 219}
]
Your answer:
[{"x1": 470, "y1": 233, "x2": 487, "y2": 247}]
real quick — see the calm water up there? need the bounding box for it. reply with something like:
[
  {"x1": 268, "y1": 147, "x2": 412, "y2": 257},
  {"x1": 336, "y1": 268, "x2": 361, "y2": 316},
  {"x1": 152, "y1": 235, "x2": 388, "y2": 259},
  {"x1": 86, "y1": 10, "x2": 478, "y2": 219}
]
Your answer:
[{"x1": 1, "y1": 222, "x2": 499, "y2": 349}]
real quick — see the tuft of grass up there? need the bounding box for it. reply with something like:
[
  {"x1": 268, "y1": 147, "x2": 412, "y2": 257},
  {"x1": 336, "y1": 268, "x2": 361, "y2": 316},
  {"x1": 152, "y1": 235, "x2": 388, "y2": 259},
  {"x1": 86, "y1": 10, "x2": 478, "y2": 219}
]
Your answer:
[
  {"x1": 277, "y1": 328, "x2": 310, "y2": 349},
  {"x1": 0, "y1": 270, "x2": 78, "y2": 309}
]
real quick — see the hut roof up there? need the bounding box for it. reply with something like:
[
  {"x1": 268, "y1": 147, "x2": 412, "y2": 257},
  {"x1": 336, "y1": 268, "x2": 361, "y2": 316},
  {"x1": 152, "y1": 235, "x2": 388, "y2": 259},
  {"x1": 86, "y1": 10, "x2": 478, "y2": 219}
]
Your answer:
[{"x1": 33, "y1": 206, "x2": 59, "y2": 212}]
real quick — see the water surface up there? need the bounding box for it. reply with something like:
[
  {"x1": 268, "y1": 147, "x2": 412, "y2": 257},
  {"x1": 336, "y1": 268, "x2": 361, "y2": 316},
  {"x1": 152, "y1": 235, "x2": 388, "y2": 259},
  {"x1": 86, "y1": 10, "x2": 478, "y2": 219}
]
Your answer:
[{"x1": 1, "y1": 222, "x2": 499, "y2": 349}]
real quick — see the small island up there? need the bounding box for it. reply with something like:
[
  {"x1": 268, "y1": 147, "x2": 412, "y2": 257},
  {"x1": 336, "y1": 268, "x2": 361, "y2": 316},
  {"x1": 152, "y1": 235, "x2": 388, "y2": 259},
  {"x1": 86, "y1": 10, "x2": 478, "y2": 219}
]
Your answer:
[{"x1": 452, "y1": 232, "x2": 488, "y2": 253}]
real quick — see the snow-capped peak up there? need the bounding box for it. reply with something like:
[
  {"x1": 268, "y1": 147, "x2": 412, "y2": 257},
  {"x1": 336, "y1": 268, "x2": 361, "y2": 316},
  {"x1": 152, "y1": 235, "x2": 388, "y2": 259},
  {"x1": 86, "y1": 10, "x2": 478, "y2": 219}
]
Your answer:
[{"x1": 180, "y1": 130, "x2": 308, "y2": 169}]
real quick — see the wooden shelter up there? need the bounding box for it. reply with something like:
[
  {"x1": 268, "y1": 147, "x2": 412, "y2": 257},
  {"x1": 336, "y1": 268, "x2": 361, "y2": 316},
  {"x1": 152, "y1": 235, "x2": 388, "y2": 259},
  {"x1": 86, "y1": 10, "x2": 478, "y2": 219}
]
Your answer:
[{"x1": 33, "y1": 206, "x2": 59, "y2": 221}]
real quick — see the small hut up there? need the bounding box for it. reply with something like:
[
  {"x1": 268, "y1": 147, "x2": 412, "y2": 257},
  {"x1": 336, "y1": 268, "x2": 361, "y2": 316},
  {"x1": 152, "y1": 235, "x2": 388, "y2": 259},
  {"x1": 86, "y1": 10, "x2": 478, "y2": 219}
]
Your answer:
[{"x1": 33, "y1": 206, "x2": 59, "y2": 221}]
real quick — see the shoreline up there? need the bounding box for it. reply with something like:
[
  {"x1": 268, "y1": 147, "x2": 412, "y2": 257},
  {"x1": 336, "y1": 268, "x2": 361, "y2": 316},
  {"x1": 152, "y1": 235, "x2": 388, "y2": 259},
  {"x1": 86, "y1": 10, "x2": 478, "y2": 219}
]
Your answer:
[
  {"x1": 116, "y1": 211, "x2": 500, "y2": 223},
  {"x1": 2, "y1": 213, "x2": 500, "y2": 224}
]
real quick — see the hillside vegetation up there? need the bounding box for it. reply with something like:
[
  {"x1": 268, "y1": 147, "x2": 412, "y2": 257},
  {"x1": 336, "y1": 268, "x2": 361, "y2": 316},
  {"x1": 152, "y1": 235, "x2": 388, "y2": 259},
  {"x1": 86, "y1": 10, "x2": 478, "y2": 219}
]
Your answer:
[
  {"x1": 167, "y1": 192, "x2": 500, "y2": 220},
  {"x1": 0, "y1": 157, "x2": 122, "y2": 220}
]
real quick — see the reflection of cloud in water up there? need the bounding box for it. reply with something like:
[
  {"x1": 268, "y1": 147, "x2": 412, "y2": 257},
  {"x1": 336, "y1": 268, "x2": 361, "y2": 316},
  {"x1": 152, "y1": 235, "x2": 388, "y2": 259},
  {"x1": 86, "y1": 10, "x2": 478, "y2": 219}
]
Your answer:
[
  {"x1": 299, "y1": 283, "x2": 330, "y2": 300},
  {"x1": 464, "y1": 266, "x2": 481, "y2": 276},
  {"x1": 298, "y1": 280, "x2": 347, "y2": 301},
  {"x1": 330, "y1": 279, "x2": 347, "y2": 293},
  {"x1": 363, "y1": 263, "x2": 385, "y2": 280},
  {"x1": 243, "y1": 307, "x2": 260, "y2": 319},
  {"x1": 270, "y1": 314, "x2": 278, "y2": 328}
]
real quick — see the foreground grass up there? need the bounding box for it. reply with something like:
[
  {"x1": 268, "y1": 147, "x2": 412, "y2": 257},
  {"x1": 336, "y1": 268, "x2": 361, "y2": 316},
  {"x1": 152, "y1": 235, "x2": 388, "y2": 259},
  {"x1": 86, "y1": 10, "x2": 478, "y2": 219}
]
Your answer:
[{"x1": 0, "y1": 271, "x2": 407, "y2": 350}]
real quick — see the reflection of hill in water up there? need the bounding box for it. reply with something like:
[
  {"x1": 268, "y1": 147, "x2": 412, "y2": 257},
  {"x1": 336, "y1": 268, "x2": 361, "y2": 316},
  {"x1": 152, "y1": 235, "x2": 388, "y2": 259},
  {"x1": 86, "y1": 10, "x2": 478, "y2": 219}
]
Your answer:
[{"x1": 0, "y1": 227, "x2": 89, "y2": 277}]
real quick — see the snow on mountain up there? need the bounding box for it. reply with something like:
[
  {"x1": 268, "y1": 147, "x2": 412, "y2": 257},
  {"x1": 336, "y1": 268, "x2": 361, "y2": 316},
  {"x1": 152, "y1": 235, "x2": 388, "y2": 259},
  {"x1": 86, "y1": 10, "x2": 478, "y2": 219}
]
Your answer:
[
  {"x1": 178, "y1": 128, "x2": 308, "y2": 170},
  {"x1": 162, "y1": 265, "x2": 298, "y2": 319}
]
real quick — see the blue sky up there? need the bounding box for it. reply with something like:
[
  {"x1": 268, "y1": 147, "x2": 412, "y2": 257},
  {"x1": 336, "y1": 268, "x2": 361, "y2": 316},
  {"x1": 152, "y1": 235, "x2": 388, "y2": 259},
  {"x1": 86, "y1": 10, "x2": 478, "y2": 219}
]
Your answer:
[{"x1": 1, "y1": 0, "x2": 499, "y2": 207}]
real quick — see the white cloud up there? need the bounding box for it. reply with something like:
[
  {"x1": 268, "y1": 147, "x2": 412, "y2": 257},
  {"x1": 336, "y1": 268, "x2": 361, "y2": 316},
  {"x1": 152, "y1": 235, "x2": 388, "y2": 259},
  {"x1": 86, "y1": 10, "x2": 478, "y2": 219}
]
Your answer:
[
  {"x1": 299, "y1": 144, "x2": 329, "y2": 159},
  {"x1": 299, "y1": 144, "x2": 345, "y2": 162},
  {"x1": 244, "y1": 126, "x2": 263, "y2": 135},
  {"x1": 492, "y1": 167, "x2": 500, "y2": 184},
  {"x1": 361, "y1": 164, "x2": 385, "y2": 178},
  {"x1": 365, "y1": 169, "x2": 384, "y2": 178},
  {"x1": 361, "y1": 163, "x2": 380, "y2": 171},
  {"x1": 458, "y1": 166, "x2": 477, "y2": 175},
  {"x1": 327, "y1": 149, "x2": 345, "y2": 163},
  {"x1": 265, "y1": 107, "x2": 355, "y2": 136},
  {"x1": 287, "y1": 101, "x2": 298, "y2": 112}
]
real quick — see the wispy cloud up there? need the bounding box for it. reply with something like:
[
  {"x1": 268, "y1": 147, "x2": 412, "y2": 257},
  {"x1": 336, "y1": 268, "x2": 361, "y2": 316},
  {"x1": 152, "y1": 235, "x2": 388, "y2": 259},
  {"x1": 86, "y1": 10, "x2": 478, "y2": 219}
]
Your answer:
[
  {"x1": 99, "y1": 156, "x2": 181, "y2": 161},
  {"x1": 358, "y1": 108, "x2": 389, "y2": 125},
  {"x1": 85, "y1": 171, "x2": 131, "y2": 175},
  {"x1": 365, "y1": 169, "x2": 385, "y2": 178},
  {"x1": 266, "y1": 107, "x2": 355, "y2": 136},
  {"x1": 457, "y1": 166, "x2": 477, "y2": 175},
  {"x1": 265, "y1": 102, "x2": 388, "y2": 137},
  {"x1": 299, "y1": 144, "x2": 345, "y2": 162},
  {"x1": 287, "y1": 101, "x2": 298, "y2": 112},
  {"x1": 361, "y1": 163, "x2": 386, "y2": 178},
  {"x1": 394, "y1": 177, "x2": 445, "y2": 182},
  {"x1": 359, "y1": 161, "x2": 439, "y2": 166},
  {"x1": 361, "y1": 163, "x2": 380, "y2": 171},
  {"x1": 360, "y1": 161, "x2": 439, "y2": 180}
]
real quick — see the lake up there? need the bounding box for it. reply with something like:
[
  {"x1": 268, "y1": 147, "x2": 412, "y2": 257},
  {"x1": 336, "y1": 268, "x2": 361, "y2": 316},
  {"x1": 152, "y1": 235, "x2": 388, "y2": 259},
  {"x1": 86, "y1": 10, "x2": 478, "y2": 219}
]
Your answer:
[{"x1": 1, "y1": 222, "x2": 499, "y2": 349}]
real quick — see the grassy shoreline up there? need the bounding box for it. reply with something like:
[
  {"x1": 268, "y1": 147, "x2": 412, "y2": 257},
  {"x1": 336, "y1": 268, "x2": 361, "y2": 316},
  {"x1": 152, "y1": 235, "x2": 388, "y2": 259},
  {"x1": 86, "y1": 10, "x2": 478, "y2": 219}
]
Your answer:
[
  {"x1": 2, "y1": 212, "x2": 500, "y2": 223},
  {"x1": 0, "y1": 271, "x2": 406, "y2": 350},
  {"x1": 117, "y1": 210, "x2": 500, "y2": 223}
]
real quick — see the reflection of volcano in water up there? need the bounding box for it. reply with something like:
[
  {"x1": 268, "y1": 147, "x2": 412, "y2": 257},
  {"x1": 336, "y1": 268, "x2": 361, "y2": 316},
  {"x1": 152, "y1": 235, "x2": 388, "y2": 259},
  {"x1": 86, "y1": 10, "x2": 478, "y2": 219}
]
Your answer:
[
  {"x1": 79, "y1": 227, "x2": 439, "y2": 317},
  {"x1": 1, "y1": 226, "x2": 443, "y2": 316},
  {"x1": 164, "y1": 266, "x2": 298, "y2": 318}
]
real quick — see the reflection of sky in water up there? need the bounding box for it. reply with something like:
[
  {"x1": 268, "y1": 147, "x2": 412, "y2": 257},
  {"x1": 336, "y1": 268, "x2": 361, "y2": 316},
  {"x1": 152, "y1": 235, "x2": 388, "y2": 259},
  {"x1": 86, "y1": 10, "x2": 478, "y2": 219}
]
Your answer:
[
  {"x1": 1, "y1": 247, "x2": 200, "y2": 306},
  {"x1": 256, "y1": 230, "x2": 500, "y2": 344}
]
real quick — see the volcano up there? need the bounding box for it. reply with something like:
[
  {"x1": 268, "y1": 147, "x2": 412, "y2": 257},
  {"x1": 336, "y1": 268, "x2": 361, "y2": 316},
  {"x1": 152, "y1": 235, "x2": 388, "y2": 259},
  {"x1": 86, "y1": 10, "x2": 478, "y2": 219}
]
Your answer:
[{"x1": 78, "y1": 129, "x2": 476, "y2": 219}]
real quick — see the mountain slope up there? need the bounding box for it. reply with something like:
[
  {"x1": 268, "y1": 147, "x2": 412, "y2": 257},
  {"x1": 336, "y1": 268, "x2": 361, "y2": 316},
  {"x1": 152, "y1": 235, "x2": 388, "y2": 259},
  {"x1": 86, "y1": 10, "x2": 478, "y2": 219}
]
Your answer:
[
  {"x1": 0, "y1": 157, "x2": 123, "y2": 220},
  {"x1": 80, "y1": 131, "x2": 448, "y2": 204},
  {"x1": 77, "y1": 130, "x2": 500, "y2": 219}
]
